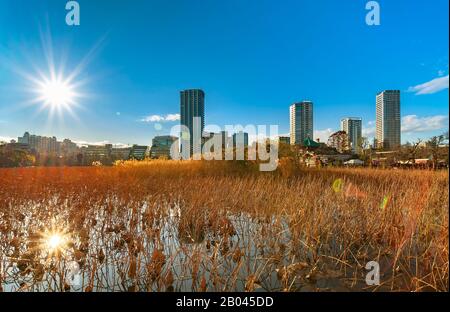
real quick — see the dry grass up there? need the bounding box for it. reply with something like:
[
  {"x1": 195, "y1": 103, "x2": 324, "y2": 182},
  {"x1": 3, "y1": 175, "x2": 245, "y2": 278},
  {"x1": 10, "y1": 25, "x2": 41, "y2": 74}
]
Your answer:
[{"x1": 0, "y1": 160, "x2": 448, "y2": 292}]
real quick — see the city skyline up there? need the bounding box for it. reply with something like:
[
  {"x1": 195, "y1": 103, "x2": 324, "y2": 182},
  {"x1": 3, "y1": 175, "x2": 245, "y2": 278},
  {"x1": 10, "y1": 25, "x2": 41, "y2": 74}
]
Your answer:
[
  {"x1": 0, "y1": 0, "x2": 448, "y2": 146},
  {"x1": 1, "y1": 85, "x2": 448, "y2": 149}
]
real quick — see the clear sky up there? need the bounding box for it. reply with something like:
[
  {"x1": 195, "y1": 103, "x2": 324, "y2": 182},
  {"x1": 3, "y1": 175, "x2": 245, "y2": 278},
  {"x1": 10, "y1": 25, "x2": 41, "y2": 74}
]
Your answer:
[{"x1": 0, "y1": 0, "x2": 448, "y2": 146}]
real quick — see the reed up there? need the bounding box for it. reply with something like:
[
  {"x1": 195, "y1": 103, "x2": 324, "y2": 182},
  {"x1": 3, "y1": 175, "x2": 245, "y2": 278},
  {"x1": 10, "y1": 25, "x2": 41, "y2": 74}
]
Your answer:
[{"x1": 0, "y1": 161, "x2": 447, "y2": 292}]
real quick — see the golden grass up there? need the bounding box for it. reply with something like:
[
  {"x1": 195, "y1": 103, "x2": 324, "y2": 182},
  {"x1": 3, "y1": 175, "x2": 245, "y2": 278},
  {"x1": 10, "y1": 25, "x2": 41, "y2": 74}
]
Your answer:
[{"x1": 0, "y1": 160, "x2": 448, "y2": 292}]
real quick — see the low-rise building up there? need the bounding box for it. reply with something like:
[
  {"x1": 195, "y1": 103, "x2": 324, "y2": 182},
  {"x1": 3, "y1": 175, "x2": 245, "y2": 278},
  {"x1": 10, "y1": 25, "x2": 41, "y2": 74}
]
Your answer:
[
  {"x1": 278, "y1": 136, "x2": 290, "y2": 145},
  {"x1": 130, "y1": 145, "x2": 149, "y2": 160},
  {"x1": 83, "y1": 144, "x2": 112, "y2": 158},
  {"x1": 1, "y1": 142, "x2": 31, "y2": 153},
  {"x1": 209, "y1": 131, "x2": 230, "y2": 149},
  {"x1": 111, "y1": 147, "x2": 131, "y2": 161},
  {"x1": 150, "y1": 136, "x2": 177, "y2": 159},
  {"x1": 327, "y1": 131, "x2": 350, "y2": 153}
]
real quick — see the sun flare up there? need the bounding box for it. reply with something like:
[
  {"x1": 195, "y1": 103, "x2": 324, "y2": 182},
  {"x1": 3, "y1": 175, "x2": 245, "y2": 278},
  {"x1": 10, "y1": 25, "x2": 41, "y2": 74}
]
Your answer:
[
  {"x1": 47, "y1": 234, "x2": 63, "y2": 250},
  {"x1": 11, "y1": 25, "x2": 101, "y2": 121},
  {"x1": 40, "y1": 228, "x2": 70, "y2": 255},
  {"x1": 39, "y1": 79, "x2": 75, "y2": 108}
]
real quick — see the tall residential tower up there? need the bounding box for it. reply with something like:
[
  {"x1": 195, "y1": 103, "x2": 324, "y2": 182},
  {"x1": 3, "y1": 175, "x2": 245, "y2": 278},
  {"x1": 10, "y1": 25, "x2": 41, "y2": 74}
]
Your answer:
[
  {"x1": 290, "y1": 101, "x2": 313, "y2": 145},
  {"x1": 341, "y1": 117, "x2": 362, "y2": 153},
  {"x1": 376, "y1": 90, "x2": 401, "y2": 150},
  {"x1": 180, "y1": 89, "x2": 205, "y2": 156}
]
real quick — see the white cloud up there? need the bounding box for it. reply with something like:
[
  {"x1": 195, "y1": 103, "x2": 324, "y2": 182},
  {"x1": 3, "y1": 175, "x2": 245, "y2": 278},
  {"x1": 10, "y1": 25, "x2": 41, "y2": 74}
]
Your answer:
[
  {"x1": 408, "y1": 75, "x2": 449, "y2": 95},
  {"x1": 141, "y1": 115, "x2": 164, "y2": 122},
  {"x1": 248, "y1": 133, "x2": 266, "y2": 144},
  {"x1": 359, "y1": 115, "x2": 448, "y2": 140},
  {"x1": 0, "y1": 136, "x2": 14, "y2": 143},
  {"x1": 314, "y1": 128, "x2": 334, "y2": 143},
  {"x1": 401, "y1": 115, "x2": 448, "y2": 133},
  {"x1": 438, "y1": 70, "x2": 446, "y2": 77},
  {"x1": 362, "y1": 121, "x2": 376, "y2": 138},
  {"x1": 165, "y1": 114, "x2": 181, "y2": 121},
  {"x1": 246, "y1": 133, "x2": 287, "y2": 144},
  {"x1": 141, "y1": 113, "x2": 180, "y2": 123},
  {"x1": 73, "y1": 140, "x2": 132, "y2": 148},
  {"x1": 314, "y1": 126, "x2": 377, "y2": 143}
]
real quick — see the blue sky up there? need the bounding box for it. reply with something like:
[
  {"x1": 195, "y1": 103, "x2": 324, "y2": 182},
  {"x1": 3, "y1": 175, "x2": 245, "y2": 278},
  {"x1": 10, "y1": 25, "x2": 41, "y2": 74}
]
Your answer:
[{"x1": 0, "y1": 0, "x2": 448, "y2": 146}]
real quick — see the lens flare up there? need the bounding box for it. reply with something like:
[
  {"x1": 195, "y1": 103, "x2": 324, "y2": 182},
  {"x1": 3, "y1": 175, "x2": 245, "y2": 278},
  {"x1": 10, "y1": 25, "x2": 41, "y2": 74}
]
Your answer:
[
  {"x1": 39, "y1": 79, "x2": 75, "y2": 108},
  {"x1": 2, "y1": 24, "x2": 106, "y2": 123},
  {"x1": 40, "y1": 227, "x2": 70, "y2": 256},
  {"x1": 380, "y1": 195, "x2": 390, "y2": 210},
  {"x1": 47, "y1": 234, "x2": 63, "y2": 250},
  {"x1": 332, "y1": 178, "x2": 344, "y2": 193}
]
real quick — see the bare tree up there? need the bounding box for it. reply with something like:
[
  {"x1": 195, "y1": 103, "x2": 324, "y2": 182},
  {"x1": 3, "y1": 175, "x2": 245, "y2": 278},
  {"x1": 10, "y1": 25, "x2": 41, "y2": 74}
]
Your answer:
[
  {"x1": 427, "y1": 133, "x2": 448, "y2": 170},
  {"x1": 407, "y1": 139, "x2": 423, "y2": 164},
  {"x1": 357, "y1": 137, "x2": 370, "y2": 163}
]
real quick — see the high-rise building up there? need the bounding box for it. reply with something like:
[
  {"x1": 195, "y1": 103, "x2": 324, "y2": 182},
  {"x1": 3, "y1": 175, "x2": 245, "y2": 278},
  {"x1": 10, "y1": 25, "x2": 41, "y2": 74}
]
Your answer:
[
  {"x1": 61, "y1": 139, "x2": 79, "y2": 156},
  {"x1": 290, "y1": 101, "x2": 313, "y2": 145},
  {"x1": 18, "y1": 132, "x2": 61, "y2": 154},
  {"x1": 232, "y1": 131, "x2": 249, "y2": 148},
  {"x1": 180, "y1": 89, "x2": 205, "y2": 156},
  {"x1": 18, "y1": 132, "x2": 30, "y2": 145},
  {"x1": 376, "y1": 90, "x2": 401, "y2": 150},
  {"x1": 341, "y1": 117, "x2": 362, "y2": 153},
  {"x1": 217, "y1": 131, "x2": 230, "y2": 149}
]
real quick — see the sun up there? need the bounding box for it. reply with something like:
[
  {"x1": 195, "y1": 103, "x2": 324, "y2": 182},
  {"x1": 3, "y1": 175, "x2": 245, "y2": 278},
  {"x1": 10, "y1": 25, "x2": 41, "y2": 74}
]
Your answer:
[
  {"x1": 47, "y1": 234, "x2": 63, "y2": 250},
  {"x1": 39, "y1": 79, "x2": 75, "y2": 108},
  {"x1": 31, "y1": 74, "x2": 82, "y2": 119},
  {"x1": 39, "y1": 227, "x2": 71, "y2": 257},
  {"x1": 10, "y1": 24, "x2": 103, "y2": 121}
]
